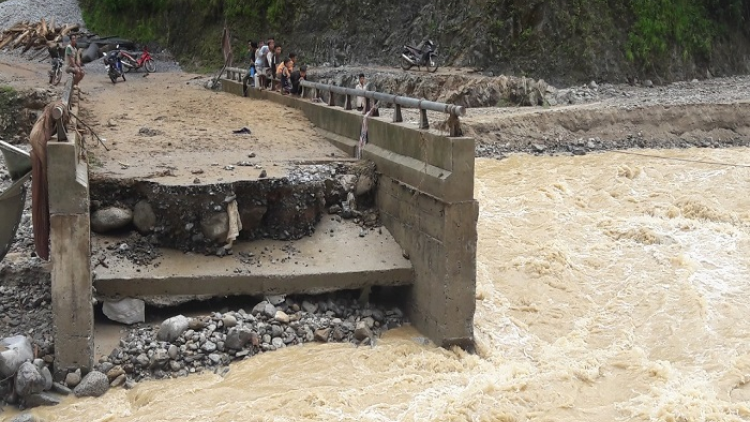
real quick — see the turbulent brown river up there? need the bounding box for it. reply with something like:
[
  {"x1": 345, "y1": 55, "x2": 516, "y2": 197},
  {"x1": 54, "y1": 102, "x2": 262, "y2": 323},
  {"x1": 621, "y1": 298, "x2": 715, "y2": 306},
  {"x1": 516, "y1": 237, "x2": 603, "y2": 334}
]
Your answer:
[{"x1": 10, "y1": 149, "x2": 750, "y2": 421}]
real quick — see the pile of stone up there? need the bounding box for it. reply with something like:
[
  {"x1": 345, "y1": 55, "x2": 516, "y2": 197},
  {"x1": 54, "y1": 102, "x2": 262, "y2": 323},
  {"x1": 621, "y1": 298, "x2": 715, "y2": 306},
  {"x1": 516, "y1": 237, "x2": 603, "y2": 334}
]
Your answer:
[
  {"x1": 0, "y1": 295, "x2": 405, "y2": 412},
  {"x1": 93, "y1": 296, "x2": 405, "y2": 384},
  {"x1": 0, "y1": 335, "x2": 106, "y2": 411}
]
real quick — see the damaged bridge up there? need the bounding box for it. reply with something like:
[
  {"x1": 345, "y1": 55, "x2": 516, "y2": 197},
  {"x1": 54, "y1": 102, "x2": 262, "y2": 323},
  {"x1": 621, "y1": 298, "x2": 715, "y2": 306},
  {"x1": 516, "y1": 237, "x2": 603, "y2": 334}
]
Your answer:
[{"x1": 1, "y1": 68, "x2": 478, "y2": 377}]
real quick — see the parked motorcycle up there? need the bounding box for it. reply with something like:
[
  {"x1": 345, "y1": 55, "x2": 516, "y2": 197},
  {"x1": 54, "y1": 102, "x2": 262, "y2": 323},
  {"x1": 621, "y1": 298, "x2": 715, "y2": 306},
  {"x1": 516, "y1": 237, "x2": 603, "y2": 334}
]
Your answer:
[
  {"x1": 103, "y1": 46, "x2": 126, "y2": 84},
  {"x1": 48, "y1": 57, "x2": 63, "y2": 86},
  {"x1": 400, "y1": 40, "x2": 438, "y2": 73},
  {"x1": 120, "y1": 45, "x2": 156, "y2": 73},
  {"x1": 46, "y1": 45, "x2": 64, "y2": 86}
]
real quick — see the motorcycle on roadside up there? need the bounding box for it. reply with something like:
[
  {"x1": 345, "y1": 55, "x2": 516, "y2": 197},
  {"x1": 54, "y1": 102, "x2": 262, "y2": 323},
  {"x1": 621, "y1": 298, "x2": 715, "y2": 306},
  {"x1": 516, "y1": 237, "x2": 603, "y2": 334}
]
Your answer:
[
  {"x1": 47, "y1": 45, "x2": 64, "y2": 85},
  {"x1": 103, "y1": 45, "x2": 126, "y2": 84},
  {"x1": 120, "y1": 45, "x2": 156, "y2": 74},
  {"x1": 400, "y1": 39, "x2": 438, "y2": 73},
  {"x1": 48, "y1": 57, "x2": 63, "y2": 86}
]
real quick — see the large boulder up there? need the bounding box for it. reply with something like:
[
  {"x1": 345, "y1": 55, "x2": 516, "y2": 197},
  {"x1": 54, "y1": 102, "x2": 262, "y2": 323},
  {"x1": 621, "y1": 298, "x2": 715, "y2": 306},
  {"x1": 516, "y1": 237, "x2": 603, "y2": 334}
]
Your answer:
[
  {"x1": 73, "y1": 371, "x2": 109, "y2": 398},
  {"x1": 15, "y1": 362, "x2": 46, "y2": 398},
  {"x1": 156, "y1": 315, "x2": 189, "y2": 342},
  {"x1": 81, "y1": 43, "x2": 101, "y2": 64},
  {"x1": 0, "y1": 335, "x2": 33, "y2": 378},
  {"x1": 23, "y1": 392, "x2": 61, "y2": 408},
  {"x1": 91, "y1": 207, "x2": 133, "y2": 233},
  {"x1": 33, "y1": 359, "x2": 53, "y2": 391},
  {"x1": 102, "y1": 298, "x2": 145, "y2": 325},
  {"x1": 200, "y1": 212, "x2": 229, "y2": 242},
  {"x1": 133, "y1": 200, "x2": 157, "y2": 234}
]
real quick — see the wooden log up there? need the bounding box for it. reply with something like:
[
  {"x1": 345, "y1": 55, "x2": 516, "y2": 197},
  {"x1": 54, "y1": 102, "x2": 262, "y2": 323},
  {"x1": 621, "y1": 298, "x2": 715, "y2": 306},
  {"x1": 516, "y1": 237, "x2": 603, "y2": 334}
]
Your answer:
[
  {"x1": 40, "y1": 19, "x2": 48, "y2": 38},
  {"x1": 11, "y1": 30, "x2": 30, "y2": 48},
  {"x1": 48, "y1": 17, "x2": 55, "y2": 34},
  {"x1": 0, "y1": 35, "x2": 13, "y2": 50},
  {"x1": 22, "y1": 34, "x2": 36, "y2": 53}
]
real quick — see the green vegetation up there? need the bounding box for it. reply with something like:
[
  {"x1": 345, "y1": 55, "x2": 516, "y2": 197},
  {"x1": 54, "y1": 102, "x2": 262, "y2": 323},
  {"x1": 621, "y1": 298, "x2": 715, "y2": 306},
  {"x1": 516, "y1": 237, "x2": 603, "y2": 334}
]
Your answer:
[
  {"x1": 78, "y1": 0, "x2": 297, "y2": 71},
  {"x1": 0, "y1": 86, "x2": 20, "y2": 138},
  {"x1": 626, "y1": 0, "x2": 714, "y2": 69},
  {"x1": 76, "y1": 0, "x2": 750, "y2": 79},
  {"x1": 626, "y1": 0, "x2": 750, "y2": 70},
  {"x1": 0, "y1": 86, "x2": 18, "y2": 112}
]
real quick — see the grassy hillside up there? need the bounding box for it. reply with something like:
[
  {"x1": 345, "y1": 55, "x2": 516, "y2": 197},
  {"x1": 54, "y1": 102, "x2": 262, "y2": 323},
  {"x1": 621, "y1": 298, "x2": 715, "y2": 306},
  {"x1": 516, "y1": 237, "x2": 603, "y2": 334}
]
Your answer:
[{"x1": 78, "y1": 0, "x2": 750, "y2": 84}]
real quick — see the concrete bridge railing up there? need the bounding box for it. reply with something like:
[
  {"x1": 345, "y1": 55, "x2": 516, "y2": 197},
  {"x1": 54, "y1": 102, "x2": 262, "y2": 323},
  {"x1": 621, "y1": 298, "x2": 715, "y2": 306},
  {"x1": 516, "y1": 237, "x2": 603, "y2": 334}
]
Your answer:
[{"x1": 221, "y1": 76, "x2": 479, "y2": 349}]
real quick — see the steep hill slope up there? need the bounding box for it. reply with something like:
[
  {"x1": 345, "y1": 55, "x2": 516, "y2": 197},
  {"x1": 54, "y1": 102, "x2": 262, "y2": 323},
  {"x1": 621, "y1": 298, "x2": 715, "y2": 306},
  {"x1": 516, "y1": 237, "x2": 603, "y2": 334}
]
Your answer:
[{"x1": 80, "y1": 0, "x2": 750, "y2": 84}]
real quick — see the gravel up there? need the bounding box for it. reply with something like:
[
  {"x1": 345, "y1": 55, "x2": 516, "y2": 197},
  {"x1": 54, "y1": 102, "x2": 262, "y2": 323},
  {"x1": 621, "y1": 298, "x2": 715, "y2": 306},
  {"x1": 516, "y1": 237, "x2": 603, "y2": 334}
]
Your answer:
[
  {"x1": 0, "y1": 0, "x2": 84, "y2": 32},
  {"x1": 96, "y1": 296, "x2": 406, "y2": 384}
]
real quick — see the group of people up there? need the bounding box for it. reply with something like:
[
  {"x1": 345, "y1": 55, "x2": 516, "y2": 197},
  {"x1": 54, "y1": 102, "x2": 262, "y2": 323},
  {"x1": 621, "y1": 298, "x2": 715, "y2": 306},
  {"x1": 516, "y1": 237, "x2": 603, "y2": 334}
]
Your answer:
[
  {"x1": 244, "y1": 37, "x2": 375, "y2": 111},
  {"x1": 245, "y1": 37, "x2": 306, "y2": 95}
]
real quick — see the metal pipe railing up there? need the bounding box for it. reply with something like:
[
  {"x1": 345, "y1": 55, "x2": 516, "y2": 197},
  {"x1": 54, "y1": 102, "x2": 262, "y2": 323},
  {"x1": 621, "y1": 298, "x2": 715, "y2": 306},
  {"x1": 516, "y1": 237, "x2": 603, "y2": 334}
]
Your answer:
[
  {"x1": 223, "y1": 66, "x2": 464, "y2": 137},
  {"x1": 299, "y1": 80, "x2": 465, "y2": 117}
]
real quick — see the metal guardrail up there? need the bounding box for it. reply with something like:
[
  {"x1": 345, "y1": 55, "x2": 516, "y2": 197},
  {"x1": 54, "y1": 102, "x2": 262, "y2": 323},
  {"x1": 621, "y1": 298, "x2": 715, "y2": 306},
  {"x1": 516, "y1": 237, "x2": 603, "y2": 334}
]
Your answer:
[{"x1": 224, "y1": 66, "x2": 465, "y2": 137}]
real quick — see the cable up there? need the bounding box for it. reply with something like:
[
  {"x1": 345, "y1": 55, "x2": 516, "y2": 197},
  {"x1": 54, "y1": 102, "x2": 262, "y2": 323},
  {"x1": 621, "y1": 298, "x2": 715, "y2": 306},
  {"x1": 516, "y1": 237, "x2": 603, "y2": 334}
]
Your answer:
[
  {"x1": 67, "y1": 112, "x2": 110, "y2": 151},
  {"x1": 610, "y1": 150, "x2": 750, "y2": 169}
]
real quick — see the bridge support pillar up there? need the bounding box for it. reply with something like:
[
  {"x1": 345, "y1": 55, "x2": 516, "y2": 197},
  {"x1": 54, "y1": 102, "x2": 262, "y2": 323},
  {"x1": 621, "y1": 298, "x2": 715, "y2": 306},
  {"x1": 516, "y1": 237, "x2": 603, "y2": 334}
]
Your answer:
[{"x1": 48, "y1": 137, "x2": 93, "y2": 378}]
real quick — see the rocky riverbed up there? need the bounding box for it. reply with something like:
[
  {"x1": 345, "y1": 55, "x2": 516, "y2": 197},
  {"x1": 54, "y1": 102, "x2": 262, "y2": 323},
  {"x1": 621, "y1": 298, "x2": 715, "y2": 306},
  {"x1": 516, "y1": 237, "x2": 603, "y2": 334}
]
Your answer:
[
  {"x1": 95, "y1": 295, "x2": 405, "y2": 386},
  {"x1": 0, "y1": 293, "x2": 406, "y2": 415}
]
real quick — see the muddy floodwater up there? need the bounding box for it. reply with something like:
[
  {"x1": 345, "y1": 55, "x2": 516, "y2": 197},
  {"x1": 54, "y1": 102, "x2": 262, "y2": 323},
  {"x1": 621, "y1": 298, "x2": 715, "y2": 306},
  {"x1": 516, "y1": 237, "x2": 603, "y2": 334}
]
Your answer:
[{"x1": 10, "y1": 148, "x2": 750, "y2": 422}]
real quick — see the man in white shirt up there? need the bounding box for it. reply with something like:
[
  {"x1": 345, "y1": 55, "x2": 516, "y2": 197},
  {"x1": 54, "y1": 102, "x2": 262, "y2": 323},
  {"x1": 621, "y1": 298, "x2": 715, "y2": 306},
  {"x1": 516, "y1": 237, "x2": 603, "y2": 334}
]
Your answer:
[
  {"x1": 355, "y1": 73, "x2": 368, "y2": 111},
  {"x1": 254, "y1": 38, "x2": 274, "y2": 89}
]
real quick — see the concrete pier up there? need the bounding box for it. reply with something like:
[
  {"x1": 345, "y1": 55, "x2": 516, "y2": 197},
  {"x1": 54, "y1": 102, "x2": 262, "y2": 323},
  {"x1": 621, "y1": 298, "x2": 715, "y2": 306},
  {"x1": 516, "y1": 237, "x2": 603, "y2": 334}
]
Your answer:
[{"x1": 48, "y1": 136, "x2": 94, "y2": 377}]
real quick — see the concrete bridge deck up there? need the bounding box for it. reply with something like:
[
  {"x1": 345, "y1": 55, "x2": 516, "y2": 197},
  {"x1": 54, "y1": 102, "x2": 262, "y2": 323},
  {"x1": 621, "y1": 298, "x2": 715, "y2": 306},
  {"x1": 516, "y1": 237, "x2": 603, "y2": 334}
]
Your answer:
[
  {"x1": 92, "y1": 218, "x2": 413, "y2": 299},
  {"x1": 84, "y1": 73, "x2": 349, "y2": 184}
]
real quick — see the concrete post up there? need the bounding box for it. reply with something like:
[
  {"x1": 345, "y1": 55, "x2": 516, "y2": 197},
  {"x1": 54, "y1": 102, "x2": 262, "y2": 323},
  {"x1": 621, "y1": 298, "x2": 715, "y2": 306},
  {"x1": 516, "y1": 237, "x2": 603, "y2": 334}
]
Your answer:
[
  {"x1": 393, "y1": 104, "x2": 403, "y2": 123},
  {"x1": 47, "y1": 137, "x2": 93, "y2": 378}
]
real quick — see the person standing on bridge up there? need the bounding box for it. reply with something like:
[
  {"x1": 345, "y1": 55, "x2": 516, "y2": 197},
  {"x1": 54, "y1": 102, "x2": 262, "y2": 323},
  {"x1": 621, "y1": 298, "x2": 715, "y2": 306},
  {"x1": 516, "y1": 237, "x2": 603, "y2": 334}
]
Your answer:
[
  {"x1": 64, "y1": 34, "x2": 85, "y2": 87},
  {"x1": 290, "y1": 65, "x2": 307, "y2": 96},
  {"x1": 269, "y1": 44, "x2": 282, "y2": 91},
  {"x1": 255, "y1": 38, "x2": 273, "y2": 90},
  {"x1": 245, "y1": 40, "x2": 258, "y2": 87},
  {"x1": 355, "y1": 73, "x2": 368, "y2": 111}
]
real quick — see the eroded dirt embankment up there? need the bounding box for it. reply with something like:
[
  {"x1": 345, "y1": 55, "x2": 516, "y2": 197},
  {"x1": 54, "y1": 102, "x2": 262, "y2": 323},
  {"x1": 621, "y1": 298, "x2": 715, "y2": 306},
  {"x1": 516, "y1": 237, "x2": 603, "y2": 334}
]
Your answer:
[
  {"x1": 469, "y1": 102, "x2": 750, "y2": 157},
  {"x1": 451, "y1": 75, "x2": 750, "y2": 157}
]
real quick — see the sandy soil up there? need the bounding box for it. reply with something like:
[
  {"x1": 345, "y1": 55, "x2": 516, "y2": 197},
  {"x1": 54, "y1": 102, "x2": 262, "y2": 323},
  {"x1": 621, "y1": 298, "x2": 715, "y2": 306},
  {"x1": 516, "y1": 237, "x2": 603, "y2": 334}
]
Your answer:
[{"x1": 78, "y1": 73, "x2": 348, "y2": 184}]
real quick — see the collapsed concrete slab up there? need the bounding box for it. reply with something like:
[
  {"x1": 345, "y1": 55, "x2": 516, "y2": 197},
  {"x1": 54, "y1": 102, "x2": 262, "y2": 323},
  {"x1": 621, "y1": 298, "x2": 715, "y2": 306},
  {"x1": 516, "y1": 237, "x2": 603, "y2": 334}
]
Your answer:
[{"x1": 92, "y1": 218, "x2": 414, "y2": 300}]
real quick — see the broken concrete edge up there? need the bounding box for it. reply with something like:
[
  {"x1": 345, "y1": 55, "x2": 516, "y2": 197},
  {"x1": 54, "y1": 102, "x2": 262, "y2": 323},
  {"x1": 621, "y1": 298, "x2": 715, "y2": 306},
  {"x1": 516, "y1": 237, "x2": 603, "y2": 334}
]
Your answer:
[
  {"x1": 47, "y1": 137, "x2": 94, "y2": 379},
  {"x1": 88, "y1": 162, "x2": 379, "y2": 254},
  {"x1": 92, "y1": 267, "x2": 415, "y2": 299},
  {"x1": 222, "y1": 80, "x2": 479, "y2": 350}
]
